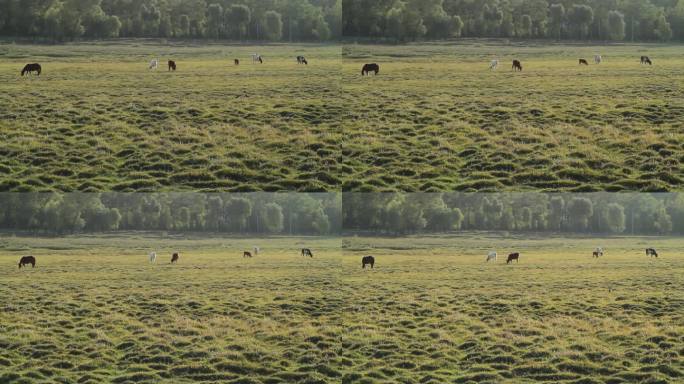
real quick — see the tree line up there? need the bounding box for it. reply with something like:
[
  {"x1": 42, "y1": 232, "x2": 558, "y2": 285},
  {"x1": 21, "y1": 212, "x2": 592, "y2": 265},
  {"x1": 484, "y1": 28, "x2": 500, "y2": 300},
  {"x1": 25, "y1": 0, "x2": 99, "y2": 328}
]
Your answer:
[
  {"x1": 343, "y1": 0, "x2": 684, "y2": 42},
  {"x1": 343, "y1": 193, "x2": 684, "y2": 235},
  {"x1": 0, "y1": 0, "x2": 341, "y2": 42},
  {"x1": 0, "y1": 193, "x2": 342, "y2": 235}
]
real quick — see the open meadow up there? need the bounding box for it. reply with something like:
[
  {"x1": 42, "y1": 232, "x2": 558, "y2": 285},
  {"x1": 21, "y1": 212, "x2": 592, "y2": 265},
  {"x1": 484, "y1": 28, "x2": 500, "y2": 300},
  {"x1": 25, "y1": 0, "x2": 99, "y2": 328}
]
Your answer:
[
  {"x1": 341, "y1": 234, "x2": 684, "y2": 383},
  {"x1": 0, "y1": 42, "x2": 341, "y2": 192},
  {"x1": 342, "y1": 41, "x2": 684, "y2": 192},
  {"x1": 1, "y1": 232, "x2": 682, "y2": 383},
  {"x1": 0, "y1": 234, "x2": 344, "y2": 383}
]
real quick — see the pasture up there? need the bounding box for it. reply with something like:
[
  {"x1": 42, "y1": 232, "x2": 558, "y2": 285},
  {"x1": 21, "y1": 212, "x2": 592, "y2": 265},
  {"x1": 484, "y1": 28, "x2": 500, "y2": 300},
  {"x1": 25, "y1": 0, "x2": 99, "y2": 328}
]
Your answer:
[
  {"x1": 0, "y1": 233, "x2": 343, "y2": 383},
  {"x1": 2, "y1": 232, "x2": 681, "y2": 383},
  {"x1": 342, "y1": 41, "x2": 684, "y2": 192},
  {"x1": 341, "y1": 234, "x2": 684, "y2": 383},
  {"x1": 0, "y1": 42, "x2": 341, "y2": 192}
]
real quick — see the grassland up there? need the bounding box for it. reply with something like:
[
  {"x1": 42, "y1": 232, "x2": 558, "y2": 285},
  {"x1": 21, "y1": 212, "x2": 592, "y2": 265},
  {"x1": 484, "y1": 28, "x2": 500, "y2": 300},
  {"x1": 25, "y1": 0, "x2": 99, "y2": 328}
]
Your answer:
[
  {"x1": 0, "y1": 233, "x2": 343, "y2": 383},
  {"x1": 2, "y1": 232, "x2": 682, "y2": 383},
  {"x1": 342, "y1": 41, "x2": 684, "y2": 192},
  {"x1": 0, "y1": 41, "x2": 341, "y2": 192},
  {"x1": 341, "y1": 234, "x2": 684, "y2": 383}
]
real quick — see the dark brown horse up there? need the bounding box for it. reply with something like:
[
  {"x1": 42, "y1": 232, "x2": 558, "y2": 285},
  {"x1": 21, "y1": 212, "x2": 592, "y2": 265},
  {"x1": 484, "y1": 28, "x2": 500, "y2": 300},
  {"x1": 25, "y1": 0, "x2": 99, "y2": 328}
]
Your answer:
[
  {"x1": 19, "y1": 256, "x2": 36, "y2": 269},
  {"x1": 646, "y1": 248, "x2": 658, "y2": 258},
  {"x1": 234, "y1": 59, "x2": 240, "y2": 65},
  {"x1": 171, "y1": 252, "x2": 179, "y2": 263},
  {"x1": 579, "y1": 59, "x2": 589, "y2": 66},
  {"x1": 512, "y1": 60, "x2": 522, "y2": 71},
  {"x1": 362, "y1": 63, "x2": 379, "y2": 76},
  {"x1": 168, "y1": 60, "x2": 177, "y2": 71},
  {"x1": 362, "y1": 256, "x2": 375, "y2": 269},
  {"x1": 21, "y1": 63, "x2": 41, "y2": 76},
  {"x1": 243, "y1": 251, "x2": 253, "y2": 258},
  {"x1": 301, "y1": 248, "x2": 313, "y2": 258},
  {"x1": 641, "y1": 56, "x2": 652, "y2": 65},
  {"x1": 506, "y1": 253, "x2": 520, "y2": 264}
]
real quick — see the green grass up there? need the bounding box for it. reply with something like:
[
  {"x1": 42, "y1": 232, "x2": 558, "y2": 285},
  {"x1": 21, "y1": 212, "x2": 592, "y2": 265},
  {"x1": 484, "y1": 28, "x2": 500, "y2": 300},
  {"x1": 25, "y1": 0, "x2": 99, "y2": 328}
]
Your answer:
[
  {"x1": 0, "y1": 233, "x2": 343, "y2": 383},
  {"x1": 1, "y1": 232, "x2": 682, "y2": 383},
  {"x1": 342, "y1": 41, "x2": 684, "y2": 192},
  {"x1": 3, "y1": 40, "x2": 683, "y2": 192},
  {"x1": 341, "y1": 233, "x2": 684, "y2": 383},
  {"x1": 0, "y1": 41, "x2": 341, "y2": 192}
]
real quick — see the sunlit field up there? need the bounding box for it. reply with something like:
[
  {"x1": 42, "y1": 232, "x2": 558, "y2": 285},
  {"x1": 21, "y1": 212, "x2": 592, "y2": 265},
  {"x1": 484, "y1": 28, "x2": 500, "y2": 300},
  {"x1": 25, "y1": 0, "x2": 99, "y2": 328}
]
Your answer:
[
  {"x1": 342, "y1": 41, "x2": 684, "y2": 192},
  {"x1": 0, "y1": 234, "x2": 343, "y2": 383},
  {"x1": 0, "y1": 42, "x2": 341, "y2": 192},
  {"x1": 341, "y1": 233, "x2": 684, "y2": 383}
]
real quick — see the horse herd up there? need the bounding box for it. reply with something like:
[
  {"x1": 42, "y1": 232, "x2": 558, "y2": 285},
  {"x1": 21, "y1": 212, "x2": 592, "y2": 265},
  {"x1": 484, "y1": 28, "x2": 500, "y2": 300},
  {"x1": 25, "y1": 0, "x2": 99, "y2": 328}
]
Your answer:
[
  {"x1": 15, "y1": 247, "x2": 662, "y2": 270},
  {"x1": 361, "y1": 54, "x2": 655, "y2": 76},
  {"x1": 19, "y1": 54, "x2": 309, "y2": 77},
  {"x1": 20, "y1": 53, "x2": 655, "y2": 78}
]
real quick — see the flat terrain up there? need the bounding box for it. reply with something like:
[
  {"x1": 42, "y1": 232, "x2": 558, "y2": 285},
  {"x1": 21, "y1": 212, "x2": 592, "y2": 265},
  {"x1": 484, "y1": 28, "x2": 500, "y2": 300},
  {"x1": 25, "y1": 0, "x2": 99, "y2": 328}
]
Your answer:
[
  {"x1": 341, "y1": 234, "x2": 684, "y2": 383},
  {"x1": 1, "y1": 233, "x2": 682, "y2": 383},
  {"x1": 0, "y1": 42, "x2": 341, "y2": 192},
  {"x1": 0, "y1": 234, "x2": 343, "y2": 383},
  {"x1": 342, "y1": 41, "x2": 684, "y2": 192}
]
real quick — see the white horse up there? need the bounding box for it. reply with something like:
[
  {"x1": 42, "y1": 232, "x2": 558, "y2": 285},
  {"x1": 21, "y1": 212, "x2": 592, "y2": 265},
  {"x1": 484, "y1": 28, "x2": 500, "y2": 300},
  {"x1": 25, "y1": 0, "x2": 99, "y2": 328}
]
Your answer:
[
  {"x1": 594, "y1": 55, "x2": 602, "y2": 64},
  {"x1": 252, "y1": 54, "x2": 263, "y2": 64},
  {"x1": 489, "y1": 60, "x2": 499, "y2": 70},
  {"x1": 253, "y1": 246, "x2": 260, "y2": 256},
  {"x1": 486, "y1": 251, "x2": 497, "y2": 262},
  {"x1": 149, "y1": 59, "x2": 159, "y2": 70},
  {"x1": 149, "y1": 252, "x2": 157, "y2": 263}
]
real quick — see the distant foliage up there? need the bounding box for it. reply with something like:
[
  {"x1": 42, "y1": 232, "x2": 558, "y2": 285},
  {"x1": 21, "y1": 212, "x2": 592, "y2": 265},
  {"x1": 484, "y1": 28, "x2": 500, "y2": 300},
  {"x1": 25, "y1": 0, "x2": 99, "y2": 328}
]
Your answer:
[
  {"x1": 0, "y1": 0, "x2": 341, "y2": 41},
  {"x1": 343, "y1": 0, "x2": 684, "y2": 42},
  {"x1": 0, "y1": 193, "x2": 341, "y2": 235},
  {"x1": 343, "y1": 193, "x2": 684, "y2": 236}
]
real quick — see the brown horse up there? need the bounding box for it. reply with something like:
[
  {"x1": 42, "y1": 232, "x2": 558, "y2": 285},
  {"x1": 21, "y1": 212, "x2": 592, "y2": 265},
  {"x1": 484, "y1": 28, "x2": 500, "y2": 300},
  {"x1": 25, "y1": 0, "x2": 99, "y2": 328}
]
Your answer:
[
  {"x1": 171, "y1": 252, "x2": 179, "y2": 263},
  {"x1": 641, "y1": 56, "x2": 653, "y2": 65},
  {"x1": 168, "y1": 60, "x2": 177, "y2": 71},
  {"x1": 362, "y1": 256, "x2": 375, "y2": 269},
  {"x1": 234, "y1": 59, "x2": 240, "y2": 65},
  {"x1": 506, "y1": 253, "x2": 520, "y2": 264},
  {"x1": 21, "y1": 63, "x2": 41, "y2": 76},
  {"x1": 301, "y1": 248, "x2": 313, "y2": 258},
  {"x1": 512, "y1": 60, "x2": 522, "y2": 71},
  {"x1": 579, "y1": 59, "x2": 589, "y2": 66},
  {"x1": 243, "y1": 251, "x2": 253, "y2": 258},
  {"x1": 19, "y1": 256, "x2": 36, "y2": 269},
  {"x1": 362, "y1": 63, "x2": 379, "y2": 76},
  {"x1": 646, "y1": 248, "x2": 658, "y2": 258}
]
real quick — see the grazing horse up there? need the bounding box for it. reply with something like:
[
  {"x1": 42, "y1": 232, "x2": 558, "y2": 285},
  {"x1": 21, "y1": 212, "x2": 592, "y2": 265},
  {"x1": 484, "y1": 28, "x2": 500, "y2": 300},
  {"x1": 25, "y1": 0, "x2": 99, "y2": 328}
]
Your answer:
[
  {"x1": 592, "y1": 247, "x2": 604, "y2": 258},
  {"x1": 243, "y1": 251, "x2": 253, "y2": 258},
  {"x1": 489, "y1": 60, "x2": 499, "y2": 70},
  {"x1": 18, "y1": 256, "x2": 36, "y2": 269},
  {"x1": 579, "y1": 59, "x2": 589, "y2": 66},
  {"x1": 301, "y1": 248, "x2": 313, "y2": 258},
  {"x1": 297, "y1": 56, "x2": 308, "y2": 65},
  {"x1": 21, "y1": 63, "x2": 41, "y2": 76},
  {"x1": 149, "y1": 59, "x2": 159, "y2": 70},
  {"x1": 252, "y1": 54, "x2": 263, "y2": 64},
  {"x1": 253, "y1": 247, "x2": 260, "y2": 256},
  {"x1": 506, "y1": 253, "x2": 520, "y2": 264},
  {"x1": 149, "y1": 252, "x2": 157, "y2": 264},
  {"x1": 362, "y1": 256, "x2": 375, "y2": 269},
  {"x1": 486, "y1": 251, "x2": 497, "y2": 262},
  {"x1": 512, "y1": 60, "x2": 523, "y2": 71},
  {"x1": 171, "y1": 252, "x2": 179, "y2": 263},
  {"x1": 361, "y1": 63, "x2": 380, "y2": 76},
  {"x1": 646, "y1": 248, "x2": 658, "y2": 258},
  {"x1": 641, "y1": 56, "x2": 652, "y2": 65},
  {"x1": 168, "y1": 60, "x2": 176, "y2": 71},
  {"x1": 234, "y1": 59, "x2": 240, "y2": 65},
  {"x1": 594, "y1": 55, "x2": 602, "y2": 64}
]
